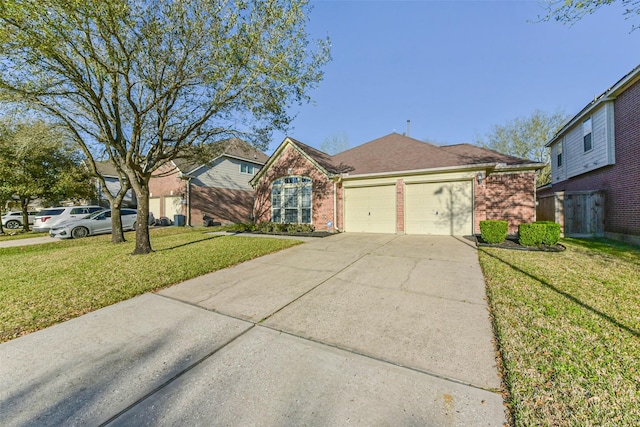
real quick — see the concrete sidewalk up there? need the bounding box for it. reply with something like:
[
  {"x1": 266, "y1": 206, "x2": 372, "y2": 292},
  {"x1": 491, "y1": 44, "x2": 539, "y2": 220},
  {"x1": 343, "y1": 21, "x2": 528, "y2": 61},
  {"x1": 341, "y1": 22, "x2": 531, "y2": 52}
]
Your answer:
[
  {"x1": 0, "y1": 233, "x2": 505, "y2": 426},
  {"x1": 0, "y1": 235, "x2": 57, "y2": 248}
]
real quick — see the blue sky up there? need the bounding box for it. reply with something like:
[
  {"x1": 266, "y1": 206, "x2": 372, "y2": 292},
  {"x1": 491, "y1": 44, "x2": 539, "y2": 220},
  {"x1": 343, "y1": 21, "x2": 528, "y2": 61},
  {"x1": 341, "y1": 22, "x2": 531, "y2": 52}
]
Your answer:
[{"x1": 269, "y1": 0, "x2": 640, "y2": 153}]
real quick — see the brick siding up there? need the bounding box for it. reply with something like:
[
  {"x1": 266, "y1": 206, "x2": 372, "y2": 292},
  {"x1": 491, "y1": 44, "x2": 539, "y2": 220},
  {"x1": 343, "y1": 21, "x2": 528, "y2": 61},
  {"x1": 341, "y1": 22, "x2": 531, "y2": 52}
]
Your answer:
[
  {"x1": 190, "y1": 186, "x2": 254, "y2": 225},
  {"x1": 148, "y1": 163, "x2": 186, "y2": 217},
  {"x1": 548, "y1": 79, "x2": 640, "y2": 237},
  {"x1": 254, "y1": 145, "x2": 336, "y2": 231},
  {"x1": 475, "y1": 172, "x2": 537, "y2": 234},
  {"x1": 396, "y1": 179, "x2": 405, "y2": 233}
]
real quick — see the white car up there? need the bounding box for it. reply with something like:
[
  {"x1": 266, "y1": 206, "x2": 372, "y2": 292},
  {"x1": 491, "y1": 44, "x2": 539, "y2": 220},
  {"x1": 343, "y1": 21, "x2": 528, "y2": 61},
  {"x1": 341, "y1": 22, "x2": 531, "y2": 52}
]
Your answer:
[
  {"x1": 49, "y1": 208, "x2": 138, "y2": 239},
  {"x1": 33, "y1": 205, "x2": 103, "y2": 232},
  {"x1": 1, "y1": 211, "x2": 38, "y2": 230}
]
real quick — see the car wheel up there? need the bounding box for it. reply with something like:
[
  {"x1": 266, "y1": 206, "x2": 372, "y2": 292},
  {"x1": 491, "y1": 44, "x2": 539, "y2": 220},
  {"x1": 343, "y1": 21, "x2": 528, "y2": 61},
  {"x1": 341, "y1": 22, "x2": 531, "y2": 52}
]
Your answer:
[
  {"x1": 5, "y1": 220, "x2": 21, "y2": 229},
  {"x1": 131, "y1": 222, "x2": 136, "y2": 231},
  {"x1": 71, "y1": 227, "x2": 89, "y2": 239}
]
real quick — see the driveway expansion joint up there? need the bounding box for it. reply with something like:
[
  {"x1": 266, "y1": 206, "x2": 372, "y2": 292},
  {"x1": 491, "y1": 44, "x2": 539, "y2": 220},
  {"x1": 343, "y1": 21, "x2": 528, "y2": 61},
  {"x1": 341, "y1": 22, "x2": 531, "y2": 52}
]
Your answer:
[
  {"x1": 99, "y1": 324, "x2": 256, "y2": 427},
  {"x1": 257, "y1": 323, "x2": 503, "y2": 396}
]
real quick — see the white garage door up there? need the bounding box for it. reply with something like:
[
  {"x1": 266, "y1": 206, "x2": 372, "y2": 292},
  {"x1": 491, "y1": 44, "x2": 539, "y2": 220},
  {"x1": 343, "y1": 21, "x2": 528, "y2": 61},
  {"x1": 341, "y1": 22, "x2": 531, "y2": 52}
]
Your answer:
[
  {"x1": 149, "y1": 197, "x2": 161, "y2": 219},
  {"x1": 163, "y1": 196, "x2": 183, "y2": 218},
  {"x1": 405, "y1": 181, "x2": 473, "y2": 235},
  {"x1": 344, "y1": 186, "x2": 396, "y2": 233}
]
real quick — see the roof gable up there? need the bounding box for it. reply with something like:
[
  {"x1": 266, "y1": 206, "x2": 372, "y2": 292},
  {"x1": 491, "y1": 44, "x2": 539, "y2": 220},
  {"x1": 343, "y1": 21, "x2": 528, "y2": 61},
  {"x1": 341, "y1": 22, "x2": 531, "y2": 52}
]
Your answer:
[
  {"x1": 547, "y1": 63, "x2": 640, "y2": 146},
  {"x1": 173, "y1": 138, "x2": 268, "y2": 174}
]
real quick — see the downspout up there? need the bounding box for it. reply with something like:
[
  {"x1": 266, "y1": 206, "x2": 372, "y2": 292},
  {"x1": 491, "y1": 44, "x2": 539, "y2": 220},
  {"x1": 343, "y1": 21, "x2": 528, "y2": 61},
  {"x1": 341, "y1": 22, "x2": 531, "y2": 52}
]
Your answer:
[
  {"x1": 333, "y1": 175, "x2": 342, "y2": 232},
  {"x1": 333, "y1": 180, "x2": 337, "y2": 232},
  {"x1": 186, "y1": 177, "x2": 192, "y2": 226}
]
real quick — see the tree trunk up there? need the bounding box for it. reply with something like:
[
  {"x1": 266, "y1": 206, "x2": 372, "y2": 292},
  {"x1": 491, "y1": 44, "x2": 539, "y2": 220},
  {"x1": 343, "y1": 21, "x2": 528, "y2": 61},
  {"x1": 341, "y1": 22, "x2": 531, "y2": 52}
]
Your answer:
[
  {"x1": 131, "y1": 184, "x2": 152, "y2": 255},
  {"x1": 20, "y1": 197, "x2": 31, "y2": 232},
  {"x1": 111, "y1": 202, "x2": 125, "y2": 243},
  {"x1": 110, "y1": 190, "x2": 127, "y2": 243}
]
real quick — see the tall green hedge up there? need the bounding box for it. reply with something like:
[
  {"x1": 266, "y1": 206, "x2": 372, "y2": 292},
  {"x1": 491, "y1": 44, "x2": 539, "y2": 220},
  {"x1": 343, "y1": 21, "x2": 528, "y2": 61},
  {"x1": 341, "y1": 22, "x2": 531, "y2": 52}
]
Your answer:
[{"x1": 480, "y1": 220, "x2": 508, "y2": 244}]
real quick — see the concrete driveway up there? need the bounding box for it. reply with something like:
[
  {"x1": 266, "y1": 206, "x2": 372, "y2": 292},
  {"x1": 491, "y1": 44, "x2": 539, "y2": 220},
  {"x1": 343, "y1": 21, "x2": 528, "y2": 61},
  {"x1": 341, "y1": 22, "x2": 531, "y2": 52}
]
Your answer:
[{"x1": 0, "y1": 233, "x2": 505, "y2": 426}]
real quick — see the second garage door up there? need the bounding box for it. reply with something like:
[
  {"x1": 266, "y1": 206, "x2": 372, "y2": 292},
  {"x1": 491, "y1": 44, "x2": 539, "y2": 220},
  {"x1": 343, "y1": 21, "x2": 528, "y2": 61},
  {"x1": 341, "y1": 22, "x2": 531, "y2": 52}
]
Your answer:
[
  {"x1": 405, "y1": 181, "x2": 473, "y2": 235},
  {"x1": 344, "y1": 185, "x2": 396, "y2": 233}
]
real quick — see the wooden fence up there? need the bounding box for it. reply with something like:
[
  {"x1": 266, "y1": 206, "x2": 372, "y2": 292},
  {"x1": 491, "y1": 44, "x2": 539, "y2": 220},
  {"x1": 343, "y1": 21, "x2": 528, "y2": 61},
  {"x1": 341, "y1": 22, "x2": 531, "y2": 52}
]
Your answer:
[{"x1": 536, "y1": 191, "x2": 605, "y2": 237}]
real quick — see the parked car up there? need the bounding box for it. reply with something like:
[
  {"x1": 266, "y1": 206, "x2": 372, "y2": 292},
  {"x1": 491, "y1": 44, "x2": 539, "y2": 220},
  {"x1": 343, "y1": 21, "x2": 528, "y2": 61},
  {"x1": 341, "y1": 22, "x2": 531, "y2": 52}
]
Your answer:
[
  {"x1": 33, "y1": 205, "x2": 103, "y2": 232},
  {"x1": 49, "y1": 208, "x2": 138, "y2": 239},
  {"x1": 1, "y1": 211, "x2": 38, "y2": 229}
]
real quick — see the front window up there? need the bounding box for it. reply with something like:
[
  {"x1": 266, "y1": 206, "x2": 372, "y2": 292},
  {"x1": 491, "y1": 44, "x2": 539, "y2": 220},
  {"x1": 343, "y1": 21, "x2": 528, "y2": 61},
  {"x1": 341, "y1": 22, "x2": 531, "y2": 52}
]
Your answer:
[
  {"x1": 557, "y1": 141, "x2": 563, "y2": 167},
  {"x1": 583, "y1": 117, "x2": 592, "y2": 152},
  {"x1": 271, "y1": 176, "x2": 312, "y2": 224},
  {"x1": 240, "y1": 163, "x2": 255, "y2": 175}
]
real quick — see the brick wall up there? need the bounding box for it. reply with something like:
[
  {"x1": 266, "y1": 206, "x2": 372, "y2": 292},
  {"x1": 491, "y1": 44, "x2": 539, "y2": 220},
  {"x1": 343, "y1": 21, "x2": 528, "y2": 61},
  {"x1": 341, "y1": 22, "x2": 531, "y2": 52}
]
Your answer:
[
  {"x1": 190, "y1": 186, "x2": 254, "y2": 225},
  {"x1": 475, "y1": 172, "x2": 537, "y2": 234},
  {"x1": 548, "y1": 79, "x2": 640, "y2": 237},
  {"x1": 254, "y1": 144, "x2": 336, "y2": 231},
  {"x1": 396, "y1": 179, "x2": 405, "y2": 233}
]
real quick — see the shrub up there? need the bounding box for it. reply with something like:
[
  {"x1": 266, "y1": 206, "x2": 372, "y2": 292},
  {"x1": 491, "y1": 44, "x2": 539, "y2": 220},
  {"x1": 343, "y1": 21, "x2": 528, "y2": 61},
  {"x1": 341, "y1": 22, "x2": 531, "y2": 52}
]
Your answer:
[
  {"x1": 480, "y1": 220, "x2": 508, "y2": 244},
  {"x1": 537, "y1": 221, "x2": 561, "y2": 246},
  {"x1": 518, "y1": 223, "x2": 547, "y2": 246},
  {"x1": 256, "y1": 222, "x2": 314, "y2": 234}
]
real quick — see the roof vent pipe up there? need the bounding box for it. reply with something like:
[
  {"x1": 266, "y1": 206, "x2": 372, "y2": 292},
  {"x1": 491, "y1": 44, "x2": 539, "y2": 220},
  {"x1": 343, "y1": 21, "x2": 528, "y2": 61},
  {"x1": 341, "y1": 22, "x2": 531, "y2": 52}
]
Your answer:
[{"x1": 407, "y1": 119, "x2": 411, "y2": 137}]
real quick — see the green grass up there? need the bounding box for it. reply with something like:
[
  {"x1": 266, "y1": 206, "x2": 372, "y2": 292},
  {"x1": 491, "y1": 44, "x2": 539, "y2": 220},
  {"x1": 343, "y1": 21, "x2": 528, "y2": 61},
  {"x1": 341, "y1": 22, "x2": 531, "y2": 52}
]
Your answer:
[
  {"x1": 0, "y1": 227, "x2": 301, "y2": 342},
  {"x1": 0, "y1": 230, "x2": 46, "y2": 241},
  {"x1": 479, "y1": 238, "x2": 640, "y2": 426}
]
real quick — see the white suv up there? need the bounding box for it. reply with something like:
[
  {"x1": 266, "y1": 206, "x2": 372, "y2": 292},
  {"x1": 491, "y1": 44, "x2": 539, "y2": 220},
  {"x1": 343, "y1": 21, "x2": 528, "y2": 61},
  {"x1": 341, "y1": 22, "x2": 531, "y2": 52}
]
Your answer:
[
  {"x1": 33, "y1": 206, "x2": 103, "y2": 232},
  {"x1": 1, "y1": 211, "x2": 38, "y2": 230}
]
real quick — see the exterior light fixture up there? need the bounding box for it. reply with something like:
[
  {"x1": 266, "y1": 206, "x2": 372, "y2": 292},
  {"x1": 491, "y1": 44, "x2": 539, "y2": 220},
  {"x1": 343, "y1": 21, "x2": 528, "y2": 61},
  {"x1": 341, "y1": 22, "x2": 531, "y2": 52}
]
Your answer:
[{"x1": 477, "y1": 172, "x2": 484, "y2": 185}]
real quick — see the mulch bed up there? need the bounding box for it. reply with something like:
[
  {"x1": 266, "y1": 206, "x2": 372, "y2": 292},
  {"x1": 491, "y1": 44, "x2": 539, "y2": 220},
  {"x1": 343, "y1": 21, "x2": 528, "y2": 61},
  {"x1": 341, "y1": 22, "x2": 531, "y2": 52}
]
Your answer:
[{"x1": 475, "y1": 235, "x2": 566, "y2": 252}]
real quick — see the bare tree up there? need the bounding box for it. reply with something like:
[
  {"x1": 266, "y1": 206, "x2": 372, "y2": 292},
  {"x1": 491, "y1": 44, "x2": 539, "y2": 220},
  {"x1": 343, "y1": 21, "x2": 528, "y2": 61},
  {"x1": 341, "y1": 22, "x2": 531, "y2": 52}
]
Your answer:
[
  {"x1": 320, "y1": 132, "x2": 350, "y2": 155},
  {"x1": 475, "y1": 109, "x2": 569, "y2": 186},
  {"x1": 541, "y1": 0, "x2": 640, "y2": 30},
  {"x1": 0, "y1": 0, "x2": 331, "y2": 254}
]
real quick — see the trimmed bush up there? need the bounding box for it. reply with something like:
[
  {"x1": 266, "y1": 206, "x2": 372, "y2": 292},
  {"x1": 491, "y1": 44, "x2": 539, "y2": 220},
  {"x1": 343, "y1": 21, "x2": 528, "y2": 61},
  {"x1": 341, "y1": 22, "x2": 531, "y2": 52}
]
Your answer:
[
  {"x1": 537, "y1": 221, "x2": 561, "y2": 246},
  {"x1": 480, "y1": 220, "x2": 508, "y2": 244},
  {"x1": 256, "y1": 222, "x2": 314, "y2": 234},
  {"x1": 518, "y1": 223, "x2": 547, "y2": 246}
]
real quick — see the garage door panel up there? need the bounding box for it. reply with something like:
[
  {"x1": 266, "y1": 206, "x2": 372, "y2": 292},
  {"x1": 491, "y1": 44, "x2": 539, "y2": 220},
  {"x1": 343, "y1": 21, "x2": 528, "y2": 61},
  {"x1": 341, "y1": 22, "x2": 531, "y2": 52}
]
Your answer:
[
  {"x1": 149, "y1": 198, "x2": 161, "y2": 219},
  {"x1": 163, "y1": 196, "x2": 183, "y2": 218},
  {"x1": 406, "y1": 181, "x2": 472, "y2": 235},
  {"x1": 345, "y1": 186, "x2": 396, "y2": 233}
]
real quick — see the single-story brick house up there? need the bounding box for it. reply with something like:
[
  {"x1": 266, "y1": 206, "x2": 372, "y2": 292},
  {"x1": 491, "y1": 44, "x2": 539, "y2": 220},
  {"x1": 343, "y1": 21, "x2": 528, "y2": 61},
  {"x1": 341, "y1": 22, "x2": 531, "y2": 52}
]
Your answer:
[
  {"x1": 251, "y1": 133, "x2": 544, "y2": 235},
  {"x1": 538, "y1": 64, "x2": 640, "y2": 245}
]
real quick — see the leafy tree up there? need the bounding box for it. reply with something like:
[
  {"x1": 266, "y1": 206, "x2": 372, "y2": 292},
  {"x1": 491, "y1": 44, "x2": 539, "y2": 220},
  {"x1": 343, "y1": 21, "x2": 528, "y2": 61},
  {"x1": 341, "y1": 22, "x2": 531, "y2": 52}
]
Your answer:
[
  {"x1": 0, "y1": 120, "x2": 96, "y2": 231},
  {"x1": 320, "y1": 132, "x2": 350, "y2": 155},
  {"x1": 0, "y1": 0, "x2": 331, "y2": 254},
  {"x1": 475, "y1": 109, "x2": 569, "y2": 186},
  {"x1": 542, "y1": 0, "x2": 640, "y2": 30}
]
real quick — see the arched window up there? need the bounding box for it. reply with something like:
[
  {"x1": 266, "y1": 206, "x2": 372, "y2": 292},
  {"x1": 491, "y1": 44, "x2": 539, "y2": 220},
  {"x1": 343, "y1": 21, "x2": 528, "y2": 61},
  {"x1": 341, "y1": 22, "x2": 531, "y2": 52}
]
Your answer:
[{"x1": 271, "y1": 176, "x2": 312, "y2": 224}]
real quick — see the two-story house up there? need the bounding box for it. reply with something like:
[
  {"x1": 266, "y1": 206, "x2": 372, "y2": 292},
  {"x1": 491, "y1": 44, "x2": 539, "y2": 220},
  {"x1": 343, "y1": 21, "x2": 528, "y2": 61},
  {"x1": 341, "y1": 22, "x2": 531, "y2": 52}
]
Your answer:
[
  {"x1": 148, "y1": 138, "x2": 268, "y2": 226},
  {"x1": 539, "y1": 64, "x2": 640, "y2": 245}
]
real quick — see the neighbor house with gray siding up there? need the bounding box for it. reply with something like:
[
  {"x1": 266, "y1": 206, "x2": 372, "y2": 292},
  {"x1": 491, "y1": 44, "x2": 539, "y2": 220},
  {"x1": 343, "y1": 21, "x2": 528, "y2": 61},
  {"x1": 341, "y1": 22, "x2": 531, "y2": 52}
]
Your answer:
[
  {"x1": 539, "y1": 64, "x2": 640, "y2": 244},
  {"x1": 148, "y1": 138, "x2": 268, "y2": 225}
]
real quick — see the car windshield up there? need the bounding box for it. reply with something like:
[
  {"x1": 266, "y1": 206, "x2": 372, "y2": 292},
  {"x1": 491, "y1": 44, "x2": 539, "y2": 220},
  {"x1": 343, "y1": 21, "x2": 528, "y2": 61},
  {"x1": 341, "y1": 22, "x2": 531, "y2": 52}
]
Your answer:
[{"x1": 87, "y1": 210, "x2": 108, "y2": 220}]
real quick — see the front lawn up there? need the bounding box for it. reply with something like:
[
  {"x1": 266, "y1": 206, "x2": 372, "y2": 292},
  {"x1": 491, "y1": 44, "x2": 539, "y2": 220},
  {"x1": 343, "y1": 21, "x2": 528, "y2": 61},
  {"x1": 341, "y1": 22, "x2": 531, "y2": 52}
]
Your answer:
[
  {"x1": 0, "y1": 227, "x2": 301, "y2": 342},
  {"x1": 479, "y1": 238, "x2": 640, "y2": 426}
]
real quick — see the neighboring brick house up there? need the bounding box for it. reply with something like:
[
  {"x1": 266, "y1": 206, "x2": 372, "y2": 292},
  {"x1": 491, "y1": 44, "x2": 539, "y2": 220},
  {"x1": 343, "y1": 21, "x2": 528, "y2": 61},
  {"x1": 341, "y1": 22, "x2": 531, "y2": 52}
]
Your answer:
[
  {"x1": 539, "y1": 65, "x2": 640, "y2": 245},
  {"x1": 148, "y1": 138, "x2": 268, "y2": 225},
  {"x1": 252, "y1": 133, "x2": 543, "y2": 235}
]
